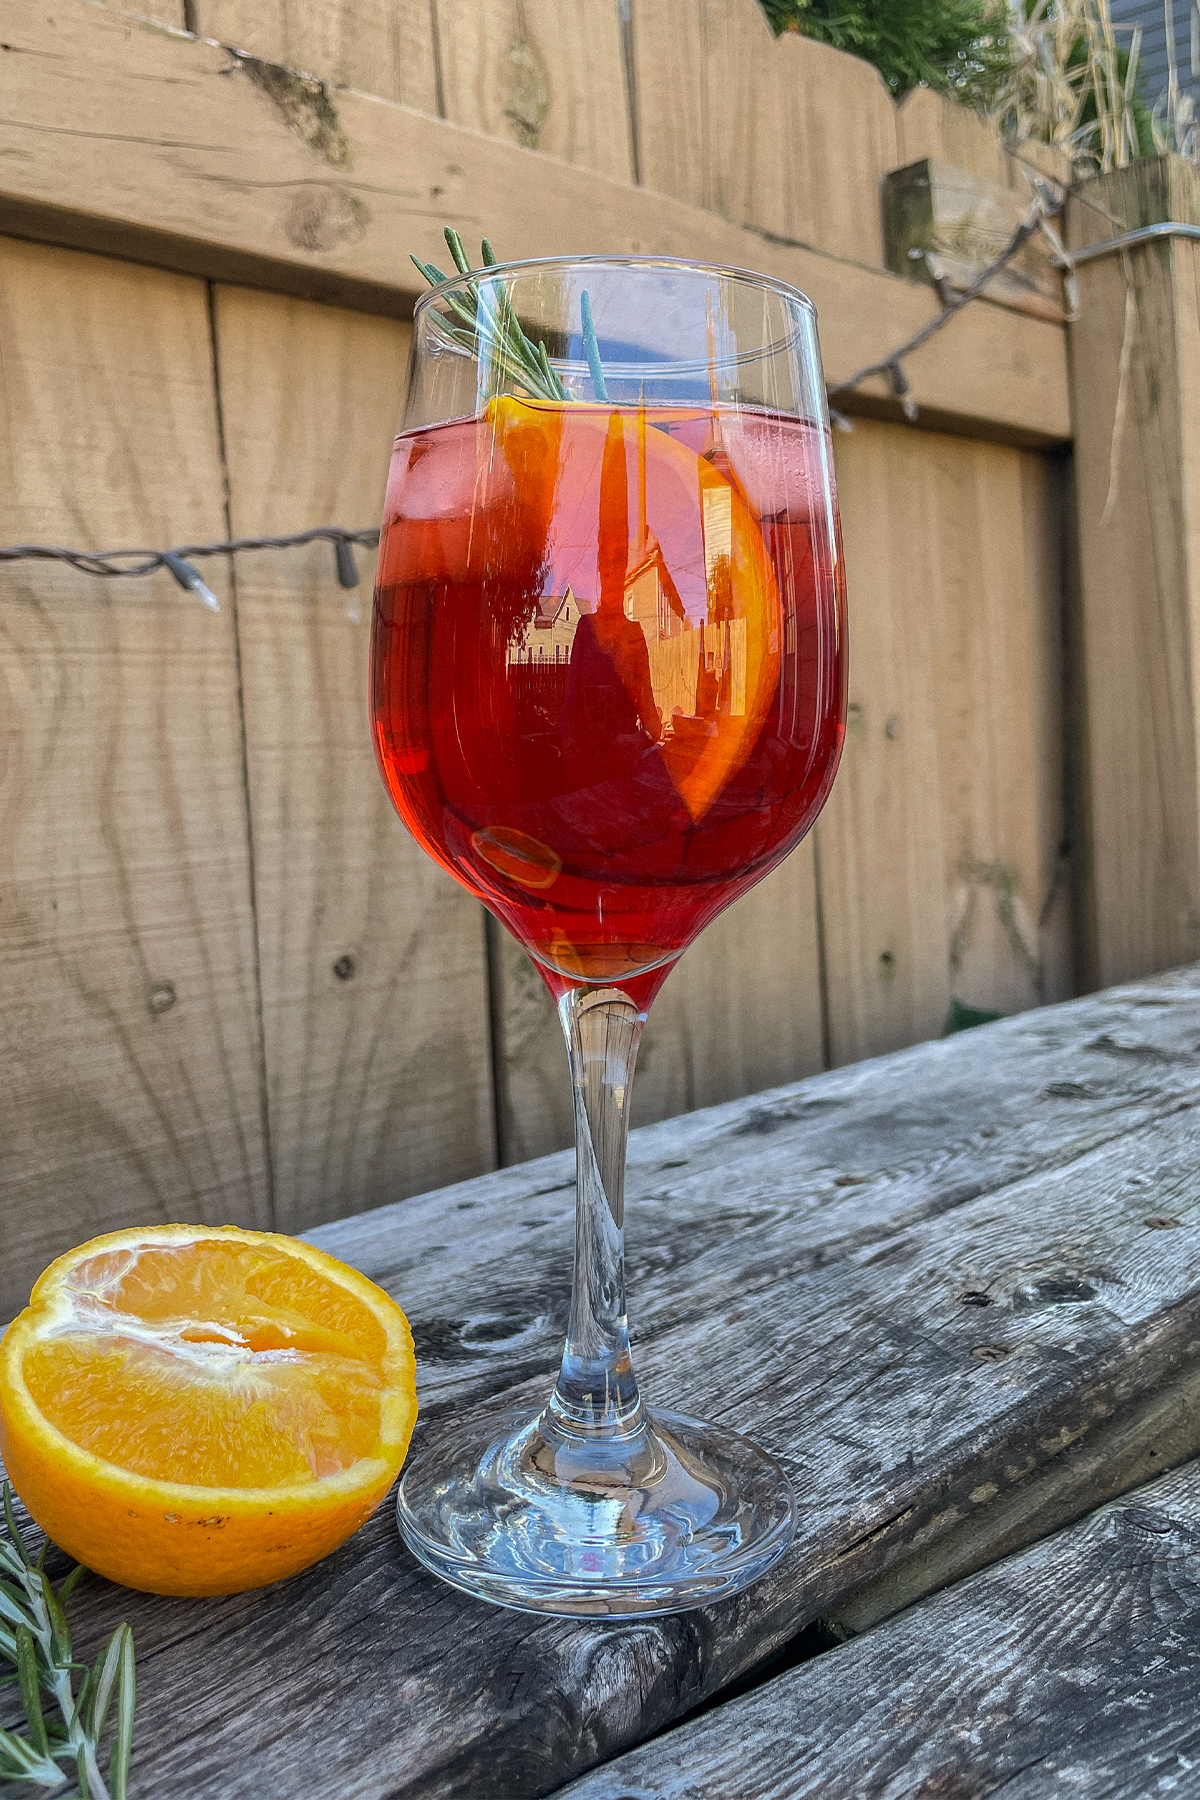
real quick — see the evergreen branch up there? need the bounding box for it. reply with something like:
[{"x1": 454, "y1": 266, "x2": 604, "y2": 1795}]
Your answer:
[
  {"x1": 0, "y1": 1486, "x2": 136, "y2": 1800},
  {"x1": 412, "y1": 232, "x2": 576, "y2": 404}
]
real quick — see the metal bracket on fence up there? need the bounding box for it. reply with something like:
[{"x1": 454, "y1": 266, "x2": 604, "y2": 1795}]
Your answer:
[{"x1": 1053, "y1": 221, "x2": 1200, "y2": 268}]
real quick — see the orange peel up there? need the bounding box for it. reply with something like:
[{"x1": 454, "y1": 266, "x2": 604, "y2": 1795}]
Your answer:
[{"x1": 0, "y1": 1224, "x2": 417, "y2": 1596}]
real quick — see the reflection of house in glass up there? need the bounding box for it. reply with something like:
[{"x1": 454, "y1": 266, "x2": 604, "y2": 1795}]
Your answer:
[
  {"x1": 503, "y1": 471, "x2": 757, "y2": 746},
  {"x1": 508, "y1": 589, "x2": 578, "y2": 667},
  {"x1": 630, "y1": 482, "x2": 747, "y2": 728},
  {"x1": 506, "y1": 590, "x2": 575, "y2": 736}
]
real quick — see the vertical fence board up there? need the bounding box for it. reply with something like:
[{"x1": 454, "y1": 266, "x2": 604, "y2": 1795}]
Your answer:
[
  {"x1": 895, "y1": 86, "x2": 1009, "y2": 187},
  {"x1": 212, "y1": 286, "x2": 496, "y2": 1233},
  {"x1": 434, "y1": 0, "x2": 632, "y2": 181},
  {"x1": 1022, "y1": 451, "x2": 1072, "y2": 1004},
  {"x1": 766, "y1": 30, "x2": 898, "y2": 266},
  {"x1": 196, "y1": 0, "x2": 440, "y2": 112},
  {"x1": 0, "y1": 242, "x2": 271, "y2": 1318},
  {"x1": 626, "y1": 0, "x2": 709, "y2": 209},
  {"x1": 1067, "y1": 157, "x2": 1200, "y2": 988},
  {"x1": 649, "y1": 841, "x2": 825, "y2": 1114},
  {"x1": 815, "y1": 420, "x2": 1066, "y2": 1065},
  {"x1": 489, "y1": 834, "x2": 823, "y2": 1165},
  {"x1": 631, "y1": 0, "x2": 896, "y2": 266}
]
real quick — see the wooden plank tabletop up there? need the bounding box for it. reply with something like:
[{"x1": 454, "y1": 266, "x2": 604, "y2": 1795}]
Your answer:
[
  {"x1": 559, "y1": 1456, "x2": 1200, "y2": 1799},
  {"x1": 6, "y1": 967, "x2": 1200, "y2": 1797}
]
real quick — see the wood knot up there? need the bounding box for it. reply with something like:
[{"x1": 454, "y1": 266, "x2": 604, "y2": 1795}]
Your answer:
[
  {"x1": 1011, "y1": 1273, "x2": 1100, "y2": 1311},
  {"x1": 284, "y1": 185, "x2": 369, "y2": 253},
  {"x1": 147, "y1": 982, "x2": 176, "y2": 1015},
  {"x1": 502, "y1": 38, "x2": 551, "y2": 148},
  {"x1": 1123, "y1": 1506, "x2": 1172, "y2": 1533},
  {"x1": 333, "y1": 954, "x2": 357, "y2": 982}
]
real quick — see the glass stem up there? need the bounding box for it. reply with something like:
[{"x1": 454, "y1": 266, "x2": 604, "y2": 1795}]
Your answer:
[{"x1": 550, "y1": 985, "x2": 646, "y2": 1437}]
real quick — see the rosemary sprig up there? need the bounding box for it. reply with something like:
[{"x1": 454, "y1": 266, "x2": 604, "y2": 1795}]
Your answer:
[
  {"x1": 0, "y1": 1486, "x2": 135, "y2": 1800},
  {"x1": 412, "y1": 231, "x2": 611, "y2": 405}
]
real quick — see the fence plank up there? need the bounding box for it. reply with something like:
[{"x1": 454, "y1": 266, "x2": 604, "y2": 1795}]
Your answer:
[
  {"x1": 0, "y1": 0, "x2": 1071, "y2": 445},
  {"x1": 491, "y1": 837, "x2": 824, "y2": 1163},
  {"x1": 625, "y1": 0, "x2": 708, "y2": 209},
  {"x1": 765, "y1": 29, "x2": 899, "y2": 266},
  {"x1": 211, "y1": 285, "x2": 497, "y2": 1232},
  {"x1": 631, "y1": 0, "x2": 898, "y2": 267},
  {"x1": 895, "y1": 84, "x2": 1009, "y2": 187},
  {"x1": 815, "y1": 421, "x2": 1069, "y2": 1064},
  {"x1": 198, "y1": 0, "x2": 440, "y2": 114},
  {"x1": 1067, "y1": 157, "x2": 1200, "y2": 989},
  {"x1": 0, "y1": 241, "x2": 271, "y2": 1320},
  {"x1": 434, "y1": 0, "x2": 632, "y2": 182},
  {"x1": 650, "y1": 841, "x2": 826, "y2": 1110}
]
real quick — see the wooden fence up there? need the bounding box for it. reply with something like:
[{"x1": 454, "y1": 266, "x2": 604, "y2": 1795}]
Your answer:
[{"x1": 1, "y1": 0, "x2": 1192, "y2": 1320}]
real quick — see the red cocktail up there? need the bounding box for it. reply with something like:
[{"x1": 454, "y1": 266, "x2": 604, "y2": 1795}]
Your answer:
[
  {"x1": 374, "y1": 254, "x2": 847, "y2": 1616},
  {"x1": 373, "y1": 399, "x2": 845, "y2": 1005}
]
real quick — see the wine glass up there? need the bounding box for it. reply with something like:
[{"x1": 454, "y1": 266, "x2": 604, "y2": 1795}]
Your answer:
[{"x1": 371, "y1": 255, "x2": 847, "y2": 1616}]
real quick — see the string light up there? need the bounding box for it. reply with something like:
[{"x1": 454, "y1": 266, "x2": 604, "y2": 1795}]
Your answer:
[
  {"x1": 0, "y1": 528, "x2": 377, "y2": 613},
  {"x1": 0, "y1": 207, "x2": 1073, "y2": 604}
]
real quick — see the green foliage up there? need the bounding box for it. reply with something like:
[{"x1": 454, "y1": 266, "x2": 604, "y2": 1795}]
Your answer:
[
  {"x1": 759, "y1": 0, "x2": 1012, "y2": 104},
  {"x1": 1071, "y1": 44, "x2": 1156, "y2": 157},
  {"x1": 0, "y1": 1485, "x2": 136, "y2": 1799},
  {"x1": 998, "y1": 1, "x2": 1156, "y2": 171}
]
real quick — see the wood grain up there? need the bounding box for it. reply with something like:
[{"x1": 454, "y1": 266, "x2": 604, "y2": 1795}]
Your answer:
[
  {"x1": 33, "y1": 968, "x2": 1200, "y2": 1797},
  {"x1": 0, "y1": 240, "x2": 271, "y2": 1321},
  {"x1": 883, "y1": 156, "x2": 1066, "y2": 322},
  {"x1": 1067, "y1": 157, "x2": 1200, "y2": 988},
  {"x1": 93, "y1": 0, "x2": 185, "y2": 27},
  {"x1": 814, "y1": 420, "x2": 1069, "y2": 1064},
  {"x1": 895, "y1": 83, "x2": 1010, "y2": 187},
  {"x1": 0, "y1": 0, "x2": 1072, "y2": 444},
  {"x1": 644, "y1": 838, "x2": 825, "y2": 1115},
  {"x1": 630, "y1": 0, "x2": 898, "y2": 267},
  {"x1": 559, "y1": 1457, "x2": 1200, "y2": 1799},
  {"x1": 434, "y1": 0, "x2": 632, "y2": 181},
  {"x1": 210, "y1": 285, "x2": 496, "y2": 1229},
  {"x1": 198, "y1": 0, "x2": 440, "y2": 114}
]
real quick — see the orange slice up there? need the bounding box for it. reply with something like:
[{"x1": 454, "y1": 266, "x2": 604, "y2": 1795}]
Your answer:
[
  {"x1": 471, "y1": 824, "x2": 562, "y2": 890},
  {"x1": 483, "y1": 397, "x2": 781, "y2": 822},
  {"x1": 0, "y1": 1225, "x2": 417, "y2": 1596}
]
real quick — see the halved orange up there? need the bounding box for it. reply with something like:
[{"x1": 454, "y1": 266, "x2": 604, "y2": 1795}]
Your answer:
[{"x1": 0, "y1": 1225, "x2": 417, "y2": 1596}]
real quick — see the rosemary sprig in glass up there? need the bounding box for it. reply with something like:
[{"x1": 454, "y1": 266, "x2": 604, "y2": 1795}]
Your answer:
[
  {"x1": 0, "y1": 1485, "x2": 135, "y2": 1800},
  {"x1": 411, "y1": 230, "x2": 608, "y2": 404}
]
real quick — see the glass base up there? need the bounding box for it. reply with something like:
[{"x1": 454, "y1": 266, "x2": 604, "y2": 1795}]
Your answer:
[{"x1": 395, "y1": 1401, "x2": 797, "y2": 1617}]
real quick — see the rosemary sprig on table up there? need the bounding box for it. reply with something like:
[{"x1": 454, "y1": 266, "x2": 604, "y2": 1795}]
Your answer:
[
  {"x1": 411, "y1": 230, "x2": 608, "y2": 404},
  {"x1": 0, "y1": 1486, "x2": 134, "y2": 1800}
]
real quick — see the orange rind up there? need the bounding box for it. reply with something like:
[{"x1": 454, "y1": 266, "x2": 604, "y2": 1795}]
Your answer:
[{"x1": 0, "y1": 1225, "x2": 417, "y2": 1596}]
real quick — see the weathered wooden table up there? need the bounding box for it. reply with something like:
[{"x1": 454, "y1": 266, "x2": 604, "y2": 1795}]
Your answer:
[{"x1": 8, "y1": 969, "x2": 1200, "y2": 1797}]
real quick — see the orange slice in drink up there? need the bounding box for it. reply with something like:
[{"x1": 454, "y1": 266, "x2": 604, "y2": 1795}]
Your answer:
[
  {"x1": 483, "y1": 397, "x2": 781, "y2": 822},
  {"x1": 0, "y1": 1225, "x2": 417, "y2": 1596},
  {"x1": 471, "y1": 824, "x2": 562, "y2": 890}
]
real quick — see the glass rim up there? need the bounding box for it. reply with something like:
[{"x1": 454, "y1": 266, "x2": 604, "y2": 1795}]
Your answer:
[{"x1": 412, "y1": 252, "x2": 818, "y2": 322}]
